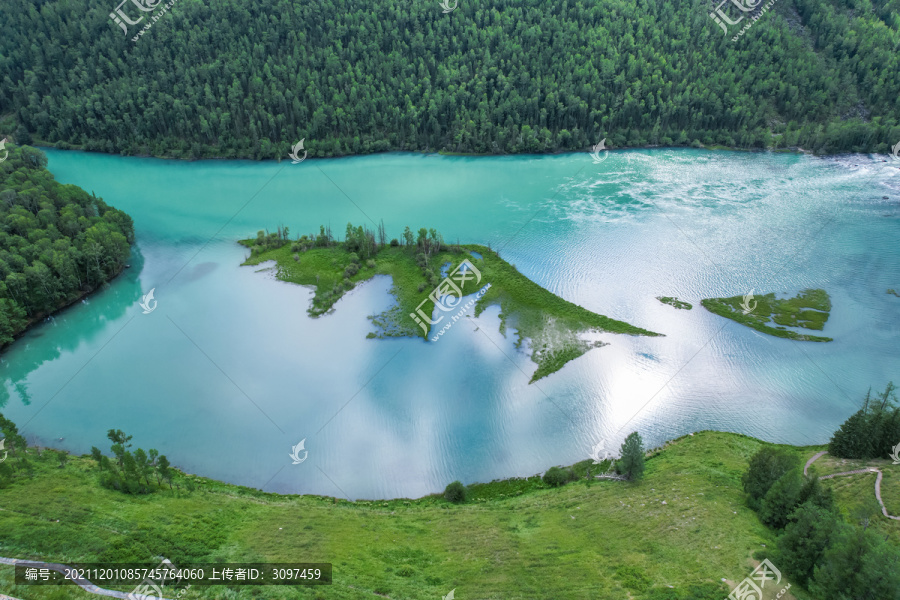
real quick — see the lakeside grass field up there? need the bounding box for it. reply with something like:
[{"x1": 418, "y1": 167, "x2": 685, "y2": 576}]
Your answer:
[
  {"x1": 242, "y1": 241, "x2": 659, "y2": 381},
  {"x1": 4, "y1": 432, "x2": 896, "y2": 599}
]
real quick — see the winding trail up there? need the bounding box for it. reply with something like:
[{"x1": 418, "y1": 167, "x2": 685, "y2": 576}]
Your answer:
[
  {"x1": 803, "y1": 450, "x2": 829, "y2": 476},
  {"x1": 805, "y1": 451, "x2": 900, "y2": 521},
  {"x1": 0, "y1": 557, "x2": 171, "y2": 600}
]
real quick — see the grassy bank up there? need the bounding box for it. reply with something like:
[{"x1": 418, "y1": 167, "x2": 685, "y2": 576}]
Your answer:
[
  {"x1": 242, "y1": 240, "x2": 659, "y2": 381},
  {"x1": 701, "y1": 289, "x2": 832, "y2": 342},
  {"x1": 2, "y1": 432, "x2": 879, "y2": 600}
]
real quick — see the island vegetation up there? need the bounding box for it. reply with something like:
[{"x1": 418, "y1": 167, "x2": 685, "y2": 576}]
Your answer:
[
  {"x1": 1, "y1": 0, "x2": 898, "y2": 159},
  {"x1": 656, "y1": 296, "x2": 692, "y2": 310},
  {"x1": 701, "y1": 289, "x2": 832, "y2": 342},
  {"x1": 242, "y1": 222, "x2": 659, "y2": 382},
  {"x1": 0, "y1": 144, "x2": 134, "y2": 348},
  {"x1": 0, "y1": 402, "x2": 898, "y2": 600}
]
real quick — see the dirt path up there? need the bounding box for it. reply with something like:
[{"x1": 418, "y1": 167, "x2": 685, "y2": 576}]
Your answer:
[
  {"x1": 874, "y1": 470, "x2": 900, "y2": 521},
  {"x1": 803, "y1": 450, "x2": 829, "y2": 476},
  {"x1": 818, "y1": 468, "x2": 875, "y2": 479},
  {"x1": 805, "y1": 451, "x2": 899, "y2": 520},
  {"x1": 0, "y1": 557, "x2": 171, "y2": 600}
]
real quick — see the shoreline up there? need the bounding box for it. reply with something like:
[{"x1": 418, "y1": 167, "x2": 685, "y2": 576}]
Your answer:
[
  {"x1": 36, "y1": 140, "x2": 889, "y2": 163},
  {"x1": 0, "y1": 262, "x2": 129, "y2": 353},
  {"x1": 72, "y1": 430, "x2": 830, "y2": 503}
]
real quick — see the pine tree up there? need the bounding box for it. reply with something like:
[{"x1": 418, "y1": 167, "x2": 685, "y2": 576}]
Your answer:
[{"x1": 616, "y1": 431, "x2": 645, "y2": 481}]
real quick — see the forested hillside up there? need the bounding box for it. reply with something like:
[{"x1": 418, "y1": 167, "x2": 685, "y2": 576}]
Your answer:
[
  {"x1": 0, "y1": 0, "x2": 898, "y2": 159},
  {"x1": 0, "y1": 145, "x2": 134, "y2": 346}
]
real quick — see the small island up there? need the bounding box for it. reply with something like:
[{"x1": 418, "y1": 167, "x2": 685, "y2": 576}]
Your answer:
[
  {"x1": 242, "y1": 223, "x2": 660, "y2": 382},
  {"x1": 656, "y1": 296, "x2": 692, "y2": 310},
  {"x1": 701, "y1": 289, "x2": 832, "y2": 342}
]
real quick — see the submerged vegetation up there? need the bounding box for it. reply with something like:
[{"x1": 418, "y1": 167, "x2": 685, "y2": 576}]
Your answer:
[
  {"x1": 0, "y1": 145, "x2": 134, "y2": 347},
  {"x1": 701, "y1": 289, "x2": 832, "y2": 342},
  {"x1": 656, "y1": 296, "x2": 692, "y2": 310},
  {"x1": 243, "y1": 222, "x2": 658, "y2": 381}
]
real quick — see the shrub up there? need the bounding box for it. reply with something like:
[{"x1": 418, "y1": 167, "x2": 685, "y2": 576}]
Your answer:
[
  {"x1": 542, "y1": 466, "x2": 573, "y2": 487},
  {"x1": 390, "y1": 238, "x2": 399, "y2": 246},
  {"x1": 444, "y1": 480, "x2": 467, "y2": 503},
  {"x1": 741, "y1": 446, "x2": 800, "y2": 509},
  {"x1": 366, "y1": 259, "x2": 376, "y2": 268}
]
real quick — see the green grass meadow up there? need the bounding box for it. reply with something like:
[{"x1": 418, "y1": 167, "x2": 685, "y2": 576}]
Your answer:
[{"x1": 2, "y1": 432, "x2": 887, "y2": 599}]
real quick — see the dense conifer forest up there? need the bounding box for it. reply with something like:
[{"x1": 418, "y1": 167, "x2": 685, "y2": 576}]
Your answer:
[
  {"x1": 0, "y1": 0, "x2": 898, "y2": 159},
  {"x1": 0, "y1": 145, "x2": 134, "y2": 346}
]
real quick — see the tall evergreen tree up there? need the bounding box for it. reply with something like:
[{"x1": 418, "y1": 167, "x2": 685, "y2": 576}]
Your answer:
[{"x1": 616, "y1": 431, "x2": 645, "y2": 481}]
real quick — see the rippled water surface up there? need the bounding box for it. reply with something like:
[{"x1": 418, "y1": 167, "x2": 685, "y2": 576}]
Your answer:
[{"x1": 3, "y1": 149, "x2": 898, "y2": 499}]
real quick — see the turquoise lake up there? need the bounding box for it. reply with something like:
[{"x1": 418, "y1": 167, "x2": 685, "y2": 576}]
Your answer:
[{"x1": 3, "y1": 148, "x2": 898, "y2": 499}]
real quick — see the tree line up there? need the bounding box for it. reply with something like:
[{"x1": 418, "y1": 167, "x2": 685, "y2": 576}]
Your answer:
[
  {"x1": 0, "y1": 0, "x2": 897, "y2": 159},
  {"x1": 828, "y1": 382, "x2": 900, "y2": 460},
  {"x1": 0, "y1": 144, "x2": 134, "y2": 346}
]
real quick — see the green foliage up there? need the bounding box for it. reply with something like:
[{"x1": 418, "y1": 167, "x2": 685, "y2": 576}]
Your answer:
[
  {"x1": 615, "y1": 564, "x2": 651, "y2": 591},
  {"x1": 759, "y1": 468, "x2": 802, "y2": 529},
  {"x1": 1, "y1": 0, "x2": 898, "y2": 158},
  {"x1": 829, "y1": 383, "x2": 900, "y2": 460},
  {"x1": 656, "y1": 297, "x2": 692, "y2": 310},
  {"x1": 809, "y1": 524, "x2": 900, "y2": 600},
  {"x1": 797, "y1": 470, "x2": 833, "y2": 512},
  {"x1": 542, "y1": 466, "x2": 574, "y2": 487},
  {"x1": 443, "y1": 480, "x2": 467, "y2": 504},
  {"x1": 741, "y1": 446, "x2": 801, "y2": 510},
  {"x1": 244, "y1": 227, "x2": 659, "y2": 380},
  {"x1": 701, "y1": 289, "x2": 832, "y2": 341},
  {"x1": 617, "y1": 431, "x2": 645, "y2": 480},
  {"x1": 54, "y1": 450, "x2": 68, "y2": 468},
  {"x1": 776, "y1": 502, "x2": 840, "y2": 587},
  {"x1": 99, "y1": 429, "x2": 173, "y2": 495},
  {"x1": 641, "y1": 583, "x2": 725, "y2": 600},
  {"x1": 0, "y1": 146, "x2": 133, "y2": 346},
  {"x1": 90, "y1": 446, "x2": 102, "y2": 469}
]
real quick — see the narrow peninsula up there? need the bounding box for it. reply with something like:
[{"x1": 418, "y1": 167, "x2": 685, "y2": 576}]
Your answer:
[{"x1": 242, "y1": 224, "x2": 660, "y2": 382}]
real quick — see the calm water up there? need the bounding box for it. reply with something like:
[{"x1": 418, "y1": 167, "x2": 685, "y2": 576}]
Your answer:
[{"x1": 3, "y1": 149, "x2": 898, "y2": 499}]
